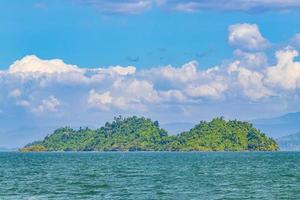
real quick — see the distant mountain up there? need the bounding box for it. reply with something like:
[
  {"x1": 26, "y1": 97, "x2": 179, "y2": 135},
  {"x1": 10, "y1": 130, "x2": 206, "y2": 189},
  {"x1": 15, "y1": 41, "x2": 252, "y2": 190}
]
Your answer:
[
  {"x1": 0, "y1": 147, "x2": 17, "y2": 152},
  {"x1": 276, "y1": 132, "x2": 300, "y2": 151},
  {"x1": 251, "y1": 111, "x2": 300, "y2": 138}
]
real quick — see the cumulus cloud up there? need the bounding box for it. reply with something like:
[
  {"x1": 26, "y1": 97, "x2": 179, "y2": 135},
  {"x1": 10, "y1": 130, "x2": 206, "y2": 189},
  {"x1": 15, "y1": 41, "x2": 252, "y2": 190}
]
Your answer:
[
  {"x1": 87, "y1": 79, "x2": 160, "y2": 111},
  {"x1": 2, "y1": 24, "x2": 300, "y2": 123},
  {"x1": 187, "y1": 83, "x2": 227, "y2": 99},
  {"x1": 228, "y1": 61, "x2": 273, "y2": 100},
  {"x1": 88, "y1": 90, "x2": 113, "y2": 110},
  {"x1": 159, "y1": 61, "x2": 198, "y2": 82},
  {"x1": 159, "y1": 90, "x2": 187, "y2": 103},
  {"x1": 144, "y1": 60, "x2": 198, "y2": 84},
  {"x1": 233, "y1": 50, "x2": 268, "y2": 69},
  {"x1": 117, "y1": 79, "x2": 160, "y2": 103},
  {"x1": 32, "y1": 96, "x2": 60, "y2": 113},
  {"x1": 186, "y1": 82, "x2": 228, "y2": 100},
  {"x1": 4, "y1": 55, "x2": 137, "y2": 88},
  {"x1": 228, "y1": 23, "x2": 269, "y2": 51},
  {"x1": 111, "y1": 79, "x2": 160, "y2": 110},
  {"x1": 9, "y1": 55, "x2": 81, "y2": 75},
  {"x1": 0, "y1": 49, "x2": 298, "y2": 128},
  {"x1": 266, "y1": 47, "x2": 300, "y2": 90},
  {"x1": 95, "y1": 66, "x2": 136, "y2": 76}
]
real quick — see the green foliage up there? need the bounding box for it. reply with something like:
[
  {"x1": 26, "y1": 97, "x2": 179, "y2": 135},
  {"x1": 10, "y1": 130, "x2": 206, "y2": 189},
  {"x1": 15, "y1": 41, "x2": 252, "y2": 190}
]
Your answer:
[
  {"x1": 171, "y1": 118, "x2": 279, "y2": 151},
  {"x1": 20, "y1": 145, "x2": 47, "y2": 152},
  {"x1": 20, "y1": 116, "x2": 279, "y2": 152}
]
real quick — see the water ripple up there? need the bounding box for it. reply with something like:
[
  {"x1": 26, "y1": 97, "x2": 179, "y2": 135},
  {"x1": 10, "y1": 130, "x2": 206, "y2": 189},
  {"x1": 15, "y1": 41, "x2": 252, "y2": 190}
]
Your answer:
[{"x1": 0, "y1": 152, "x2": 299, "y2": 199}]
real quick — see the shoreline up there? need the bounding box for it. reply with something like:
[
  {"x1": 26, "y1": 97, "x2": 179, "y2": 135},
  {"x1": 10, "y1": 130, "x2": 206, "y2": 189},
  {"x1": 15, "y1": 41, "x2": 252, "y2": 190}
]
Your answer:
[{"x1": 15, "y1": 150, "x2": 295, "y2": 153}]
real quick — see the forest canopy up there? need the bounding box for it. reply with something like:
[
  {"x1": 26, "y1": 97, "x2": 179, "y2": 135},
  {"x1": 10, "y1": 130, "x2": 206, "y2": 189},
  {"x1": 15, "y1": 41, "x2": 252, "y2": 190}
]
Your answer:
[{"x1": 20, "y1": 116, "x2": 279, "y2": 152}]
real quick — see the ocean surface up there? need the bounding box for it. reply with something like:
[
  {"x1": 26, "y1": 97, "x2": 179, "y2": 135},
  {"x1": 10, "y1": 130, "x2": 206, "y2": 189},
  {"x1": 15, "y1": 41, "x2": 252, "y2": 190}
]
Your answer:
[{"x1": 0, "y1": 152, "x2": 299, "y2": 200}]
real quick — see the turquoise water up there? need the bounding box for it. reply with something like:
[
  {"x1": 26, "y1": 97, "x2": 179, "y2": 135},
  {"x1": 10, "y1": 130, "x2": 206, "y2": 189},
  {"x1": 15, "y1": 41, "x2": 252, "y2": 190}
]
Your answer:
[{"x1": 0, "y1": 152, "x2": 300, "y2": 199}]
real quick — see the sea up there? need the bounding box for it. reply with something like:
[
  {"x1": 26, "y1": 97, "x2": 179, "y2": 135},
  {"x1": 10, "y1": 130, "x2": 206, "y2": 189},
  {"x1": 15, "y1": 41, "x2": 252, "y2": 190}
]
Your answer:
[{"x1": 0, "y1": 152, "x2": 299, "y2": 199}]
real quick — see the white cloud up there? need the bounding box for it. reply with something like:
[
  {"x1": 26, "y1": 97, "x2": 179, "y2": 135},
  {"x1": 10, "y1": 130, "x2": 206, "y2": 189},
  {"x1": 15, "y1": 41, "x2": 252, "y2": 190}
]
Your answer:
[
  {"x1": 88, "y1": 90, "x2": 113, "y2": 110},
  {"x1": 88, "y1": 79, "x2": 160, "y2": 111},
  {"x1": 148, "y1": 60, "x2": 198, "y2": 82},
  {"x1": 5, "y1": 55, "x2": 137, "y2": 88},
  {"x1": 2, "y1": 23, "x2": 300, "y2": 124},
  {"x1": 8, "y1": 55, "x2": 136, "y2": 78},
  {"x1": 186, "y1": 82, "x2": 228, "y2": 100},
  {"x1": 9, "y1": 55, "x2": 81, "y2": 75},
  {"x1": 228, "y1": 23, "x2": 269, "y2": 51},
  {"x1": 122, "y1": 79, "x2": 160, "y2": 103},
  {"x1": 234, "y1": 50, "x2": 268, "y2": 69},
  {"x1": 113, "y1": 97, "x2": 129, "y2": 110},
  {"x1": 159, "y1": 90, "x2": 187, "y2": 102},
  {"x1": 266, "y1": 47, "x2": 300, "y2": 90},
  {"x1": 112, "y1": 79, "x2": 160, "y2": 108},
  {"x1": 32, "y1": 96, "x2": 61, "y2": 113},
  {"x1": 228, "y1": 61, "x2": 273, "y2": 100},
  {"x1": 93, "y1": 66, "x2": 136, "y2": 76}
]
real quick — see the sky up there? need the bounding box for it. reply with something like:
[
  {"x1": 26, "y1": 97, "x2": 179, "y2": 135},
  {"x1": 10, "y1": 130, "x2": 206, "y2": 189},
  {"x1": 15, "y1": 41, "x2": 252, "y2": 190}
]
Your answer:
[{"x1": 1, "y1": 0, "x2": 300, "y2": 147}]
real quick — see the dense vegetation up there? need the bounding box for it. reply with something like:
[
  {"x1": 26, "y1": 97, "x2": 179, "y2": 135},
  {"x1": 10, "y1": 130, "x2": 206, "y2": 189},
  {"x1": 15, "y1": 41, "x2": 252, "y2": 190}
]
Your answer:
[
  {"x1": 20, "y1": 116, "x2": 279, "y2": 152},
  {"x1": 166, "y1": 118, "x2": 279, "y2": 151}
]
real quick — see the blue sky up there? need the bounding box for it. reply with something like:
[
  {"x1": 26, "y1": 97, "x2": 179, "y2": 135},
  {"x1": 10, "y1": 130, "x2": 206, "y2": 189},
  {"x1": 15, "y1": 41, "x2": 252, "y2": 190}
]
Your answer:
[
  {"x1": 0, "y1": 0, "x2": 299, "y2": 69},
  {"x1": 1, "y1": 0, "x2": 300, "y2": 147}
]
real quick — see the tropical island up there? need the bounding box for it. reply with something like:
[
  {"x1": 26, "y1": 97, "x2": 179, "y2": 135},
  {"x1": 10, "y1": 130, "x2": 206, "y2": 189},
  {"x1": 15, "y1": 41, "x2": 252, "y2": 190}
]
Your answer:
[{"x1": 20, "y1": 116, "x2": 279, "y2": 152}]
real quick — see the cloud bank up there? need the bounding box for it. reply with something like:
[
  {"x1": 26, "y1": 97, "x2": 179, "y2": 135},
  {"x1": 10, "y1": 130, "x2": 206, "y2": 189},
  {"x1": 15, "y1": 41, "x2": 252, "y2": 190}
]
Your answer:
[{"x1": 1, "y1": 25, "x2": 300, "y2": 119}]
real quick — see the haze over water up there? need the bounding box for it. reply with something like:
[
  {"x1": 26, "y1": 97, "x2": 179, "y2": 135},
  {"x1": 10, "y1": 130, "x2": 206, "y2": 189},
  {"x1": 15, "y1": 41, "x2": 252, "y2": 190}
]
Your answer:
[{"x1": 0, "y1": 152, "x2": 299, "y2": 199}]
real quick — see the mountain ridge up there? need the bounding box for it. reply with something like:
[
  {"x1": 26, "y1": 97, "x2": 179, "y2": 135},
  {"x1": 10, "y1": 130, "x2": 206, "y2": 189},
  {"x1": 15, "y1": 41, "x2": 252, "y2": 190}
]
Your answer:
[
  {"x1": 276, "y1": 132, "x2": 300, "y2": 151},
  {"x1": 251, "y1": 111, "x2": 300, "y2": 138}
]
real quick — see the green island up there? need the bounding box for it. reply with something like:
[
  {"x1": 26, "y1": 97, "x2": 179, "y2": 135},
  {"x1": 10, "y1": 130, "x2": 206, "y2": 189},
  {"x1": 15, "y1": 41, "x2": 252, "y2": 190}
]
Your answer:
[{"x1": 20, "y1": 116, "x2": 279, "y2": 152}]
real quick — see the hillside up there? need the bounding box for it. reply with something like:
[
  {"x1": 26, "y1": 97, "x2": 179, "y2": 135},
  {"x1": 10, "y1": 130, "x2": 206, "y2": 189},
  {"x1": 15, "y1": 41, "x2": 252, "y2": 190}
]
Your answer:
[
  {"x1": 20, "y1": 116, "x2": 279, "y2": 152},
  {"x1": 167, "y1": 118, "x2": 279, "y2": 151},
  {"x1": 21, "y1": 116, "x2": 169, "y2": 152},
  {"x1": 276, "y1": 132, "x2": 300, "y2": 151}
]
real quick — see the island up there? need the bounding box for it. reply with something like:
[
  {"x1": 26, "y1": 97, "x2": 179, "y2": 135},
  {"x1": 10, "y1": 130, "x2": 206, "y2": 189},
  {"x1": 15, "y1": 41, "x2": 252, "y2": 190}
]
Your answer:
[{"x1": 20, "y1": 116, "x2": 279, "y2": 152}]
